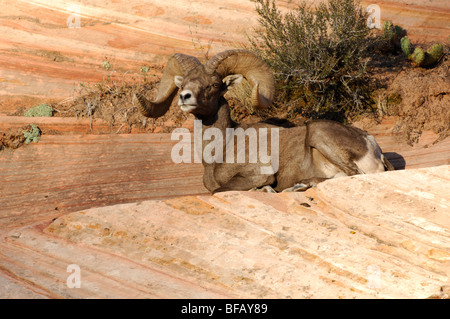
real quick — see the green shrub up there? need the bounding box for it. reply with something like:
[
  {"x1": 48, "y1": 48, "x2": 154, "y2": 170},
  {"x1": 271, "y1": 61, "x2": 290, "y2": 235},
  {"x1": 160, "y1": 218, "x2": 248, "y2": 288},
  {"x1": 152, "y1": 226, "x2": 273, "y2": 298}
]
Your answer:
[
  {"x1": 24, "y1": 103, "x2": 53, "y2": 117},
  {"x1": 248, "y1": 0, "x2": 373, "y2": 119}
]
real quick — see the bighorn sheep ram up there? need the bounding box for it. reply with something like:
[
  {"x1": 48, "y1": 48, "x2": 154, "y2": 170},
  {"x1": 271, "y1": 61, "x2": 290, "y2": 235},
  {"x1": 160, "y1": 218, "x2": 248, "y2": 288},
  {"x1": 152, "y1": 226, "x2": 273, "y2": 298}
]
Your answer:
[{"x1": 133, "y1": 49, "x2": 394, "y2": 193}]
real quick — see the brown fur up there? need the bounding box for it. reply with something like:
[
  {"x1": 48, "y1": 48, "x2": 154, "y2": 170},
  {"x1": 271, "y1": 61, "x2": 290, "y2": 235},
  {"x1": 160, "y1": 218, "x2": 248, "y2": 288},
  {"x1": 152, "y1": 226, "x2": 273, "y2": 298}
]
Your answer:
[{"x1": 198, "y1": 102, "x2": 390, "y2": 193}]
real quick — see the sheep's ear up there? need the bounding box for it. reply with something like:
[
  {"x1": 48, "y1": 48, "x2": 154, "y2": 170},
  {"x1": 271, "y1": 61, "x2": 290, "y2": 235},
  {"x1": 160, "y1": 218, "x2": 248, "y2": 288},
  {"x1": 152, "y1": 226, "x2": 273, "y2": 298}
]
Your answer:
[
  {"x1": 174, "y1": 75, "x2": 184, "y2": 88},
  {"x1": 223, "y1": 74, "x2": 243, "y2": 91}
]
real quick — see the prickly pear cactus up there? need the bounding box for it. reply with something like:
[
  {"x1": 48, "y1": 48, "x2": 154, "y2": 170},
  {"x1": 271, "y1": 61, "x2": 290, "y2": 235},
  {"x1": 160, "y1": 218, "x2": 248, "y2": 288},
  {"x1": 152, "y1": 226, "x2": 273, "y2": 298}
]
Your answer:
[
  {"x1": 425, "y1": 43, "x2": 444, "y2": 65},
  {"x1": 382, "y1": 21, "x2": 405, "y2": 43},
  {"x1": 412, "y1": 47, "x2": 425, "y2": 65},
  {"x1": 400, "y1": 36, "x2": 412, "y2": 58},
  {"x1": 382, "y1": 20, "x2": 394, "y2": 41},
  {"x1": 400, "y1": 36, "x2": 443, "y2": 67}
]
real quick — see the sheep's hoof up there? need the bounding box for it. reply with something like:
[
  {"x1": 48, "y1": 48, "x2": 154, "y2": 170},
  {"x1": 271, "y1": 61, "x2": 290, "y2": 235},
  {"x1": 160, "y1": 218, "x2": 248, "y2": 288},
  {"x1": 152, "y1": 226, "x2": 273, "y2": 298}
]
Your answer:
[
  {"x1": 282, "y1": 183, "x2": 310, "y2": 192},
  {"x1": 249, "y1": 185, "x2": 277, "y2": 193}
]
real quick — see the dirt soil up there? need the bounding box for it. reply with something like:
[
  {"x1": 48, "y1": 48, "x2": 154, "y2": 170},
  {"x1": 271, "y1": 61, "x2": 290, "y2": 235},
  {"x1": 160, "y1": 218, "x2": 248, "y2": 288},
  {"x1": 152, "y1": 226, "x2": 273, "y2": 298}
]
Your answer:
[
  {"x1": 0, "y1": 125, "x2": 32, "y2": 150},
  {"x1": 387, "y1": 56, "x2": 450, "y2": 145},
  {"x1": 365, "y1": 43, "x2": 450, "y2": 144}
]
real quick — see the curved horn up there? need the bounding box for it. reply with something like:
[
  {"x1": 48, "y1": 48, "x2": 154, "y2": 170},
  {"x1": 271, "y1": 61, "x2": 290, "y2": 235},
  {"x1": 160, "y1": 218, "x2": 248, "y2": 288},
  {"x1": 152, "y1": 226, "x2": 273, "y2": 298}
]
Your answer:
[
  {"x1": 205, "y1": 49, "x2": 275, "y2": 109},
  {"x1": 134, "y1": 54, "x2": 201, "y2": 118}
]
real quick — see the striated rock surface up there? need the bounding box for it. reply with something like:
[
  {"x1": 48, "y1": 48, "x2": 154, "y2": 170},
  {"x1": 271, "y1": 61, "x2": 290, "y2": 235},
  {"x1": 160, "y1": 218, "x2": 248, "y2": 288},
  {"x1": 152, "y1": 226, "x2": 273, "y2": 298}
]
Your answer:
[{"x1": 1, "y1": 165, "x2": 448, "y2": 298}]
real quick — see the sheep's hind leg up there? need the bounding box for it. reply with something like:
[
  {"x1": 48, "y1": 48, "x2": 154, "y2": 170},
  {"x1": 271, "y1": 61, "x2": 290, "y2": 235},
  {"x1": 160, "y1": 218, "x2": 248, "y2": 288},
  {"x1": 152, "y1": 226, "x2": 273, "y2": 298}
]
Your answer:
[
  {"x1": 249, "y1": 185, "x2": 277, "y2": 193},
  {"x1": 282, "y1": 177, "x2": 328, "y2": 192},
  {"x1": 212, "y1": 174, "x2": 276, "y2": 194}
]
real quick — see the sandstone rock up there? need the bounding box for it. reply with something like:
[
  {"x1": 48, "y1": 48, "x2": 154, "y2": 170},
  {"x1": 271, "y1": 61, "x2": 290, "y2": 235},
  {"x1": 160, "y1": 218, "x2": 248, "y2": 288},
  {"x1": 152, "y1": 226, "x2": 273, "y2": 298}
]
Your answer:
[{"x1": 1, "y1": 165, "x2": 448, "y2": 298}]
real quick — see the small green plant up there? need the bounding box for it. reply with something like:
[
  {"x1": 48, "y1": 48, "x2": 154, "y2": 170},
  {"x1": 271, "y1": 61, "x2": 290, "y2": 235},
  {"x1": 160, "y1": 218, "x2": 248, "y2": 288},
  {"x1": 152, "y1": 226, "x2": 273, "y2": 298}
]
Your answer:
[
  {"x1": 23, "y1": 124, "x2": 41, "y2": 144},
  {"x1": 101, "y1": 60, "x2": 112, "y2": 70},
  {"x1": 140, "y1": 65, "x2": 150, "y2": 82},
  {"x1": 140, "y1": 65, "x2": 150, "y2": 74},
  {"x1": 400, "y1": 36, "x2": 443, "y2": 67},
  {"x1": 24, "y1": 103, "x2": 53, "y2": 117}
]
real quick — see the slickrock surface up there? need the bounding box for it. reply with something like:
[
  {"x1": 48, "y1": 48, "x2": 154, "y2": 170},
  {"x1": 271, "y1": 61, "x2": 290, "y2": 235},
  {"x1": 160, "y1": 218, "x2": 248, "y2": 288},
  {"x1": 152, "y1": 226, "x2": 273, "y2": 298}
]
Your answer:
[
  {"x1": 0, "y1": 126, "x2": 449, "y2": 298},
  {"x1": 1, "y1": 165, "x2": 448, "y2": 298},
  {"x1": 0, "y1": 133, "x2": 207, "y2": 229}
]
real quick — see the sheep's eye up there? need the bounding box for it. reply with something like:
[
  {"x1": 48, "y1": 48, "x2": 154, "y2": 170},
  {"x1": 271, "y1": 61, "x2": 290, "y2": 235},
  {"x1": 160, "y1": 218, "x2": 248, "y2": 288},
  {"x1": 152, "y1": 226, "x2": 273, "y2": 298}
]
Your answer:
[{"x1": 212, "y1": 83, "x2": 220, "y2": 89}]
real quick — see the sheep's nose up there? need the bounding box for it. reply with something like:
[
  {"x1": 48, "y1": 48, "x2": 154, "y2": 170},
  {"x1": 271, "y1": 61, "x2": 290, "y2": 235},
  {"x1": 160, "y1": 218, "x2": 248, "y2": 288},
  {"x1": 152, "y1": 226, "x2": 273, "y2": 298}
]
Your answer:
[
  {"x1": 180, "y1": 91, "x2": 192, "y2": 102},
  {"x1": 181, "y1": 93, "x2": 191, "y2": 101},
  {"x1": 178, "y1": 89, "x2": 197, "y2": 112}
]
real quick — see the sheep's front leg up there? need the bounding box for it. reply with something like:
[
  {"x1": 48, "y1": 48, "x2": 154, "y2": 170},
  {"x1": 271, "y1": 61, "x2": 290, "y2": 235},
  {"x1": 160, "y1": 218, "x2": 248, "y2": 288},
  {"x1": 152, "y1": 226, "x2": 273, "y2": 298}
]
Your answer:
[
  {"x1": 212, "y1": 171, "x2": 276, "y2": 194},
  {"x1": 282, "y1": 183, "x2": 310, "y2": 192},
  {"x1": 212, "y1": 175, "x2": 259, "y2": 193}
]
